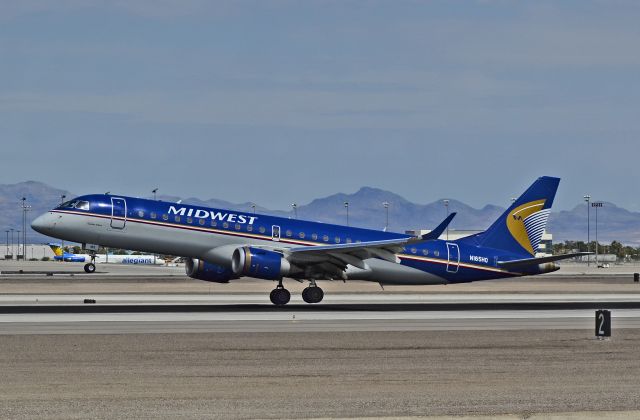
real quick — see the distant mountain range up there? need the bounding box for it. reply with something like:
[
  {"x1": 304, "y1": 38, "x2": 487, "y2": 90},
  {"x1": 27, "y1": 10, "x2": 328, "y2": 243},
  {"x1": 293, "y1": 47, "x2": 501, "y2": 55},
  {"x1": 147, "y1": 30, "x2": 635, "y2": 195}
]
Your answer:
[{"x1": 2, "y1": 181, "x2": 639, "y2": 246}]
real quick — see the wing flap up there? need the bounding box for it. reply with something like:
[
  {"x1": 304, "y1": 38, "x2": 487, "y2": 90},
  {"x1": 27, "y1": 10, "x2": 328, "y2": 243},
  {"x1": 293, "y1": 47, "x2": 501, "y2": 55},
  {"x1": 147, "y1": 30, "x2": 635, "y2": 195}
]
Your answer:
[{"x1": 284, "y1": 214, "x2": 454, "y2": 278}]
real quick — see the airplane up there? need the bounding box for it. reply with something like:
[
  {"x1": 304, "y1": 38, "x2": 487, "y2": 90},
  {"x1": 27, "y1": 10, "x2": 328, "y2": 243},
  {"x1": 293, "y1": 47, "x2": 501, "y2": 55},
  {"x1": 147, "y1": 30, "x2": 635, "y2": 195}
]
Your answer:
[
  {"x1": 31, "y1": 176, "x2": 588, "y2": 305},
  {"x1": 48, "y1": 244, "x2": 163, "y2": 265}
]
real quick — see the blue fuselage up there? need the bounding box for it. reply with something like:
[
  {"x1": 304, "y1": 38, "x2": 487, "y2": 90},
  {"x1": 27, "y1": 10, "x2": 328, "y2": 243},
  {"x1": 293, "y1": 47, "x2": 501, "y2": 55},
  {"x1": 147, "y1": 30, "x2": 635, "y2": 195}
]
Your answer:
[{"x1": 32, "y1": 194, "x2": 550, "y2": 285}]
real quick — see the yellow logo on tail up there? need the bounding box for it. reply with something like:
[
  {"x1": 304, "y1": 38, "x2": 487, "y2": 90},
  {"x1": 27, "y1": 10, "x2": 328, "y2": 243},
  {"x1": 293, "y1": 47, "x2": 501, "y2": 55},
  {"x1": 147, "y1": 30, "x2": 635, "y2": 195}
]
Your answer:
[
  {"x1": 48, "y1": 244, "x2": 64, "y2": 257},
  {"x1": 506, "y1": 200, "x2": 547, "y2": 255}
]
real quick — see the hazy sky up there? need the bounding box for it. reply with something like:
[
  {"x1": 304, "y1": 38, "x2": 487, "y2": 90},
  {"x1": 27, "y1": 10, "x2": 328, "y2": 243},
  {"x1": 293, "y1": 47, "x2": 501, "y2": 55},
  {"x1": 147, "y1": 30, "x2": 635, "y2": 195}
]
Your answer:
[{"x1": 1, "y1": 0, "x2": 639, "y2": 211}]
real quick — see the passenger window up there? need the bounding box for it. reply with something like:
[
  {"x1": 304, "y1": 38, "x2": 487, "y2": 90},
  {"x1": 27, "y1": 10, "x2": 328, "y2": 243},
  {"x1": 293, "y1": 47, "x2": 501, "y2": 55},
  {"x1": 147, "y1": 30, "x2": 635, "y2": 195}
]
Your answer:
[
  {"x1": 423, "y1": 249, "x2": 428, "y2": 256},
  {"x1": 346, "y1": 238, "x2": 352, "y2": 244},
  {"x1": 211, "y1": 221, "x2": 217, "y2": 227},
  {"x1": 323, "y1": 235, "x2": 329, "y2": 242},
  {"x1": 174, "y1": 216, "x2": 181, "y2": 222},
  {"x1": 162, "y1": 214, "x2": 168, "y2": 221},
  {"x1": 198, "y1": 219, "x2": 205, "y2": 226},
  {"x1": 150, "y1": 212, "x2": 157, "y2": 219},
  {"x1": 356, "y1": 240, "x2": 361, "y2": 243},
  {"x1": 335, "y1": 237, "x2": 340, "y2": 243},
  {"x1": 259, "y1": 226, "x2": 266, "y2": 234},
  {"x1": 311, "y1": 233, "x2": 318, "y2": 241},
  {"x1": 223, "y1": 222, "x2": 229, "y2": 229},
  {"x1": 235, "y1": 224, "x2": 241, "y2": 230},
  {"x1": 247, "y1": 225, "x2": 253, "y2": 232},
  {"x1": 187, "y1": 217, "x2": 193, "y2": 224},
  {"x1": 138, "y1": 210, "x2": 144, "y2": 218},
  {"x1": 434, "y1": 250, "x2": 440, "y2": 257},
  {"x1": 299, "y1": 232, "x2": 306, "y2": 239},
  {"x1": 286, "y1": 230, "x2": 292, "y2": 237},
  {"x1": 411, "y1": 247, "x2": 417, "y2": 254}
]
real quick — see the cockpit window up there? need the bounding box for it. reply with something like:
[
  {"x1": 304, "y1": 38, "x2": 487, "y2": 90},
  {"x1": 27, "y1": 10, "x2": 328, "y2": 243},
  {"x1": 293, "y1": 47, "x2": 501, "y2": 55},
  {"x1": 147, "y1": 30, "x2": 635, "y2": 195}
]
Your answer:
[
  {"x1": 59, "y1": 200, "x2": 75, "y2": 208},
  {"x1": 75, "y1": 201, "x2": 90, "y2": 210},
  {"x1": 59, "y1": 200, "x2": 89, "y2": 211}
]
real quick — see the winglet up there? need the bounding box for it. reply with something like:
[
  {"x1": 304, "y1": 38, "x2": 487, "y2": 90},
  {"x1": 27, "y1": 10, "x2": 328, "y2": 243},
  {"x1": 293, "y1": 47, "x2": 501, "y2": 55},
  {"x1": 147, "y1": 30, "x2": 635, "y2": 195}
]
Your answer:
[{"x1": 420, "y1": 212, "x2": 457, "y2": 241}]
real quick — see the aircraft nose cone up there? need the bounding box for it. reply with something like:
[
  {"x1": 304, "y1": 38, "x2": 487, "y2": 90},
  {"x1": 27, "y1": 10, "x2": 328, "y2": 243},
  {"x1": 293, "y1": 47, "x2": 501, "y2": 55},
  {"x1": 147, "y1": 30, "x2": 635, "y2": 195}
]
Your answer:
[{"x1": 31, "y1": 213, "x2": 53, "y2": 235}]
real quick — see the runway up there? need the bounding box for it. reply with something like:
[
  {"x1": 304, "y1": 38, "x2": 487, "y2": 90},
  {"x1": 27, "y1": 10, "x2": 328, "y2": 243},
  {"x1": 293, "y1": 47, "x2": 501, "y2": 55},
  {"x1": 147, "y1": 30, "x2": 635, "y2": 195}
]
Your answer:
[
  {"x1": 2, "y1": 271, "x2": 640, "y2": 418},
  {"x1": 1, "y1": 293, "x2": 640, "y2": 334}
]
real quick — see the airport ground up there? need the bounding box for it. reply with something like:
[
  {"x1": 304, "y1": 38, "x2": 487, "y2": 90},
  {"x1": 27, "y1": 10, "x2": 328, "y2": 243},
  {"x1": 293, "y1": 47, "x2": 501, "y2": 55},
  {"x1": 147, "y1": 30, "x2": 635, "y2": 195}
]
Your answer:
[{"x1": 2, "y1": 261, "x2": 640, "y2": 419}]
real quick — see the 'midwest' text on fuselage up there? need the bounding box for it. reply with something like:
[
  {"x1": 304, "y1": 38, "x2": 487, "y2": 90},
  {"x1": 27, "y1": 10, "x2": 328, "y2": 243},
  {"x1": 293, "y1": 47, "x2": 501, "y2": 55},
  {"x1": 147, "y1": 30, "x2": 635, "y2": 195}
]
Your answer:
[{"x1": 168, "y1": 206, "x2": 258, "y2": 225}]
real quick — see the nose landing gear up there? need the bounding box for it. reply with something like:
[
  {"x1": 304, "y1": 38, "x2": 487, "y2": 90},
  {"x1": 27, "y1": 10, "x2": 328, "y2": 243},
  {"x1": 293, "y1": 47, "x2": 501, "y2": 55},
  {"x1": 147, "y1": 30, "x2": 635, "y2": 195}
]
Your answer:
[{"x1": 83, "y1": 253, "x2": 96, "y2": 273}]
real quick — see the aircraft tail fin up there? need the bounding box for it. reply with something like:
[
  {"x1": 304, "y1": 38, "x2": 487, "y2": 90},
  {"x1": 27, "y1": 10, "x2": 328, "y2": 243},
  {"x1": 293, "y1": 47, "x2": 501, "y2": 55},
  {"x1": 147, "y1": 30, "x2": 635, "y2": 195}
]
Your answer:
[
  {"x1": 48, "y1": 243, "x2": 64, "y2": 257},
  {"x1": 467, "y1": 177, "x2": 560, "y2": 256}
]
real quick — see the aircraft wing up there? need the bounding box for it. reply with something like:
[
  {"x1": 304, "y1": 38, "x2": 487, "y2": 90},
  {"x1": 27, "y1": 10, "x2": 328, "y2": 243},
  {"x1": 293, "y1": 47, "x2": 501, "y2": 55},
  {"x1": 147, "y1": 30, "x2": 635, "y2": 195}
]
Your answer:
[
  {"x1": 497, "y1": 252, "x2": 592, "y2": 269},
  {"x1": 284, "y1": 214, "x2": 456, "y2": 274}
]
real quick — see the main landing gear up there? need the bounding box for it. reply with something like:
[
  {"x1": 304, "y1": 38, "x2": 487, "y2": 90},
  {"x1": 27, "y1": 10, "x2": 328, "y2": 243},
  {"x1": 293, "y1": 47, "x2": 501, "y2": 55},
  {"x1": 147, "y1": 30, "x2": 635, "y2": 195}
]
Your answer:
[
  {"x1": 83, "y1": 253, "x2": 96, "y2": 274},
  {"x1": 302, "y1": 280, "x2": 324, "y2": 304},
  {"x1": 269, "y1": 279, "x2": 325, "y2": 305},
  {"x1": 270, "y1": 279, "x2": 291, "y2": 306}
]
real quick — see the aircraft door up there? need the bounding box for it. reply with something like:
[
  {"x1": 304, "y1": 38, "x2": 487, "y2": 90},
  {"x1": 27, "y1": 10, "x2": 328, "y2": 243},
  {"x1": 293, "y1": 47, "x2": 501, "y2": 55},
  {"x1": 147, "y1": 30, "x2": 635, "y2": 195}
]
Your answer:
[
  {"x1": 272, "y1": 225, "x2": 281, "y2": 241},
  {"x1": 446, "y1": 242, "x2": 459, "y2": 273},
  {"x1": 111, "y1": 197, "x2": 127, "y2": 229}
]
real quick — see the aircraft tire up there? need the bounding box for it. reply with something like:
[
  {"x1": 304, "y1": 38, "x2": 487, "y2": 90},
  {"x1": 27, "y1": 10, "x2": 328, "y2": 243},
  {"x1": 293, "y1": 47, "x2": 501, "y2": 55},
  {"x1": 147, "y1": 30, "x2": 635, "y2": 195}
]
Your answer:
[
  {"x1": 270, "y1": 288, "x2": 290, "y2": 305},
  {"x1": 84, "y1": 263, "x2": 96, "y2": 273},
  {"x1": 302, "y1": 286, "x2": 323, "y2": 303},
  {"x1": 309, "y1": 286, "x2": 324, "y2": 303}
]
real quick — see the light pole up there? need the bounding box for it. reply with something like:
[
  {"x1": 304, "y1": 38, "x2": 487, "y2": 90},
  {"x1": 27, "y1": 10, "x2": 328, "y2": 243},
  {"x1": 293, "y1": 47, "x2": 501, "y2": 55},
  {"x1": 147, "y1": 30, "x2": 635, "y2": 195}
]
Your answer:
[
  {"x1": 383, "y1": 201, "x2": 389, "y2": 232},
  {"x1": 251, "y1": 204, "x2": 256, "y2": 215},
  {"x1": 291, "y1": 203, "x2": 297, "y2": 219},
  {"x1": 20, "y1": 197, "x2": 25, "y2": 259},
  {"x1": 344, "y1": 201, "x2": 349, "y2": 226},
  {"x1": 443, "y1": 199, "x2": 450, "y2": 240},
  {"x1": 5, "y1": 230, "x2": 8, "y2": 258},
  {"x1": 21, "y1": 197, "x2": 31, "y2": 259},
  {"x1": 60, "y1": 195, "x2": 66, "y2": 253},
  {"x1": 10, "y1": 228, "x2": 14, "y2": 258},
  {"x1": 23, "y1": 205, "x2": 30, "y2": 259},
  {"x1": 592, "y1": 201, "x2": 603, "y2": 266},
  {"x1": 584, "y1": 195, "x2": 590, "y2": 266},
  {"x1": 152, "y1": 188, "x2": 158, "y2": 200},
  {"x1": 16, "y1": 230, "x2": 20, "y2": 260}
]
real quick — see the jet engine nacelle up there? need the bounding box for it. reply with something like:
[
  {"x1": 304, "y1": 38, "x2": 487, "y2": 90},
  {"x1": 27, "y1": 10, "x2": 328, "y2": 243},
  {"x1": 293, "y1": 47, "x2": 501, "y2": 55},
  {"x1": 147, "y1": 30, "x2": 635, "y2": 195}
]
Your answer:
[
  {"x1": 518, "y1": 262, "x2": 560, "y2": 275},
  {"x1": 185, "y1": 258, "x2": 236, "y2": 283},
  {"x1": 231, "y1": 246, "x2": 290, "y2": 280}
]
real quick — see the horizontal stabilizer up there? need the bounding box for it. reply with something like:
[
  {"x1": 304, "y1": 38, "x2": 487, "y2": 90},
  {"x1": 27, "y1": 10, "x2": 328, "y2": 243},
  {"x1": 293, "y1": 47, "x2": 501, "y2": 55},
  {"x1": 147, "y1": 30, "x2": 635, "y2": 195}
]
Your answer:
[
  {"x1": 497, "y1": 252, "x2": 592, "y2": 269},
  {"x1": 420, "y1": 212, "x2": 457, "y2": 241}
]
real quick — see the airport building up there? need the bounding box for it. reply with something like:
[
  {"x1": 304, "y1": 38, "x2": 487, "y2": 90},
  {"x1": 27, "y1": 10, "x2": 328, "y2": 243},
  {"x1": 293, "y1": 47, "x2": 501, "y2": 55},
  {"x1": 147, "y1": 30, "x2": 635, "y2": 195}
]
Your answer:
[{"x1": 2, "y1": 244, "x2": 56, "y2": 260}]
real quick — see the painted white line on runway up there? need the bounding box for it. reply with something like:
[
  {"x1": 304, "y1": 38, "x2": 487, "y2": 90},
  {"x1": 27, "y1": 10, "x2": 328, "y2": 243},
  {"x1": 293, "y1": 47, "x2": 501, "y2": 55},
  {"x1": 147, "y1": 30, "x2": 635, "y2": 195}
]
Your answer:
[
  {"x1": 2, "y1": 309, "x2": 640, "y2": 323},
  {"x1": 2, "y1": 293, "x2": 640, "y2": 305}
]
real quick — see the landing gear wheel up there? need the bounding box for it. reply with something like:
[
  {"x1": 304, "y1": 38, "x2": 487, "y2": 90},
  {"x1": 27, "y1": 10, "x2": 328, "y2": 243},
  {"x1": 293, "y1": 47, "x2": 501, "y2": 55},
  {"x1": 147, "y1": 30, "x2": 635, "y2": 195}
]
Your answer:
[
  {"x1": 302, "y1": 286, "x2": 324, "y2": 303},
  {"x1": 270, "y1": 288, "x2": 291, "y2": 305},
  {"x1": 84, "y1": 263, "x2": 96, "y2": 273}
]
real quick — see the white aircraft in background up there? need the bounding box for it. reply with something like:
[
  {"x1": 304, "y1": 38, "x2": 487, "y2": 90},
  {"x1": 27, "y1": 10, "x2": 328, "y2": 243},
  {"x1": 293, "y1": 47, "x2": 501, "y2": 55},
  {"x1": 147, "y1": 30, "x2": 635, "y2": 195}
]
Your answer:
[{"x1": 49, "y1": 244, "x2": 163, "y2": 265}]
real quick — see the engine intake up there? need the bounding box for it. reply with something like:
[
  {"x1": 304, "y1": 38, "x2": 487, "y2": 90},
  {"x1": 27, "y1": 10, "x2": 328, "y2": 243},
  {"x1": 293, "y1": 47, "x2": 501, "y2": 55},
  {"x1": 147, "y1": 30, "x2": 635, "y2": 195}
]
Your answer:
[
  {"x1": 185, "y1": 258, "x2": 236, "y2": 283},
  {"x1": 232, "y1": 246, "x2": 290, "y2": 280}
]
